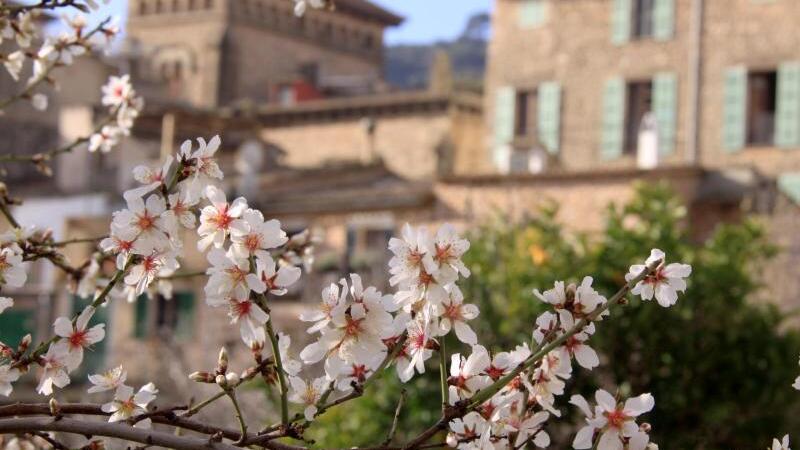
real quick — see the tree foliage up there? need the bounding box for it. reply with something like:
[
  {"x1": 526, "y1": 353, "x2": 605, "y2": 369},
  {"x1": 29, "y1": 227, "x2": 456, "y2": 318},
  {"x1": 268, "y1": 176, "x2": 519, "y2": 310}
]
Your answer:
[{"x1": 310, "y1": 183, "x2": 800, "y2": 449}]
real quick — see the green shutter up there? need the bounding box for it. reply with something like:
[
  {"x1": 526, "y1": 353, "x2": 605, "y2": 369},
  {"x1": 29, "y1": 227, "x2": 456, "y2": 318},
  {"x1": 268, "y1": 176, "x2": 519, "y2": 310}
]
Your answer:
[
  {"x1": 723, "y1": 67, "x2": 748, "y2": 152},
  {"x1": 653, "y1": 0, "x2": 675, "y2": 41},
  {"x1": 601, "y1": 78, "x2": 626, "y2": 160},
  {"x1": 653, "y1": 72, "x2": 678, "y2": 155},
  {"x1": 174, "y1": 292, "x2": 195, "y2": 340},
  {"x1": 611, "y1": 0, "x2": 632, "y2": 45},
  {"x1": 519, "y1": 0, "x2": 546, "y2": 29},
  {"x1": 537, "y1": 81, "x2": 561, "y2": 154},
  {"x1": 494, "y1": 86, "x2": 516, "y2": 146},
  {"x1": 134, "y1": 294, "x2": 148, "y2": 338},
  {"x1": 0, "y1": 309, "x2": 35, "y2": 347},
  {"x1": 776, "y1": 62, "x2": 800, "y2": 148},
  {"x1": 778, "y1": 172, "x2": 800, "y2": 205}
]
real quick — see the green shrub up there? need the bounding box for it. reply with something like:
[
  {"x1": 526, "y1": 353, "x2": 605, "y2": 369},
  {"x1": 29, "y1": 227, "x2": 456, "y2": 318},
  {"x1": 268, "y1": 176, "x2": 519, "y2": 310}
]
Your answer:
[{"x1": 307, "y1": 183, "x2": 800, "y2": 449}]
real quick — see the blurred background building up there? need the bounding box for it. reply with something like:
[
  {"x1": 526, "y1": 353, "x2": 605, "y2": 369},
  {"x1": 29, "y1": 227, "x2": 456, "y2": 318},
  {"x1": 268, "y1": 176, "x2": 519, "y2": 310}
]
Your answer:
[{"x1": 1, "y1": 0, "x2": 799, "y2": 424}]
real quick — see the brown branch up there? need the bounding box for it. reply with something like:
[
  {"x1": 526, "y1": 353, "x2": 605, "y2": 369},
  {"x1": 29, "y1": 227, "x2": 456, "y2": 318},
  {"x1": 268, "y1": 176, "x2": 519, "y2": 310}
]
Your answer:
[{"x1": 0, "y1": 417, "x2": 241, "y2": 450}]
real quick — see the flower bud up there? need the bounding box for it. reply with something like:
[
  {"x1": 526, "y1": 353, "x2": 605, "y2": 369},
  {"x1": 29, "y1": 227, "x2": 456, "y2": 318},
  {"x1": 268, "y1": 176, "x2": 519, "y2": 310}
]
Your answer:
[
  {"x1": 225, "y1": 372, "x2": 240, "y2": 385},
  {"x1": 639, "y1": 422, "x2": 652, "y2": 433},
  {"x1": 189, "y1": 371, "x2": 211, "y2": 383},
  {"x1": 217, "y1": 347, "x2": 228, "y2": 374},
  {"x1": 19, "y1": 334, "x2": 31, "y2": 352},
  {"x1": 215, "y1": 374, "x2": 227, "y2": 388},
  {"x1": 49, "y1": 397, "x2": 60, "y2": 416}
]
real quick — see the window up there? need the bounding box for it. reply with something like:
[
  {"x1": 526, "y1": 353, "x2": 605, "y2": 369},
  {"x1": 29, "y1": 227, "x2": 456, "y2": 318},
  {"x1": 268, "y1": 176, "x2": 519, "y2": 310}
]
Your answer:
[
  {"x1": 624, "y1": 80, "x2": 653, "y2": 154},
  {"x1": 747, "y1": 71, "x2": 777, "y2": 146},
  {"x1": 632, "y1": 0, "x2": 655, "y2": 38},
  {"x1": 514, "y1": 90, "x2": 538, "y2": 138},
  {"x1": 134, "y1": 292, "x2": 195, "y2": 340}
]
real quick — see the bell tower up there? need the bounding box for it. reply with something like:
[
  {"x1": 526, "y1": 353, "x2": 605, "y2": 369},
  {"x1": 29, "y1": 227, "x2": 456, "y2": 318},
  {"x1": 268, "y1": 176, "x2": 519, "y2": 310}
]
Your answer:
[{"x1": 126, "y1": 0, "x2": 402, "y2": 108}]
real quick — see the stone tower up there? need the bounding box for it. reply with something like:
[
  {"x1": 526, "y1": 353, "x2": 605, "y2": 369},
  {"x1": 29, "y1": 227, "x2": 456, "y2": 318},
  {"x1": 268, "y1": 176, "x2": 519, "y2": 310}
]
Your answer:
[{"x1": 126, "y1": 0, "x2": 402, "y2": 108}]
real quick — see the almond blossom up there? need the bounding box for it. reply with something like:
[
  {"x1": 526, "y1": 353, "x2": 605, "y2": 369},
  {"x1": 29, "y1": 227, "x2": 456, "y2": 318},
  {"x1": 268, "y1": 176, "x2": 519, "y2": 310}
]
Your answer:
[
  {"x1": 197, "y1": 185, "x2": 247, "y2": 251},
  {"x1": 124, "y1": 248, "x2": 179, "y2": 296},
  {"x1": 230, "y1": 209, "x2": 288, "y2": 260},
  {"x1": 204, "y1": 248, "x2": 251, "y2": 304},
  {"x1": 37, "y1": 345, "x2": 71, "y2": 396},
  {"x1": 100, "y1": 225, "x2": 139, "y2": 269},
  {"x1": 300, "y1": 281, "x2": 347, "y2": 333},
  {"x1": 288, "y1": 376, "x2": 328, "y2": 421},
  {"x1": 436, "y1": 286, "x2": 479, "y2": 345},
  {"x1": 52, "y1": 306, "x2": 106, "y2": 370},
  {"x1": 448, "y1": 345, "x2": 490, "y2": 404},
  {"x1": 626, "y1": 249, "x2": 692, "y2": 308},
  {"x1": 0, "y1": 246, "x2": 27, "y2": 288},
  {"x1": 246, "y1": 255, "x2": 301, "y2": 296},
  {"x1": 102, "y1": 383, "x2": 158, "y2": 427},
  {"x1": 299, "y1": 275, "x2": 394, "y2": 367},
  {"x1": 224, "y1": 296, "x2": 270, "y2": 347},
  {"x1": 112, "y1": 194, "x2": 176, "y2": 252},
  {"x1": 101, "y1": 74, "x2": 134, "y2": 108},
  {"x1": 447, "y1": 412, "x2": 490, "y2": 449},
  {"x1": 180, "y1": 136, "x2": 224, "y2": 201},
  {"x1": 0, "y1": 364, "x2": 20, "y2": 396},
  {"x1": 423, "y1": 223, "x2": 471, "y2": 281},
  {"x1": 402, "y1": 310, "x2": 435, "y2": 381},
  {"x1": 87, "y1": 366, "x2": 127, "y2": 394},
  {"x1": 772, "y1": 435, "x2": 791, "y2": 450},
  {"x1": 571, "y1": 390, "x2": 655, "y2": 450}
]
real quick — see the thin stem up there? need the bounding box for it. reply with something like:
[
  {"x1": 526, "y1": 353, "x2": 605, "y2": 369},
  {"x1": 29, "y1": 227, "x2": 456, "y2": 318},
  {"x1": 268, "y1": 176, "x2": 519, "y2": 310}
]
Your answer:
[
  {"x1": 225, "y1": 389, "x2": 248, "y2": 445},
  {"x1": 438, "y1": 335, "x2": 448, "y2": 412},
  {"x1": 49, "y1": 236, "x2": 106, "y2": 247},
  {"x1": 265, "y1": 314, "x2": 289, "y2": 425},
  {"x1": 0, "y1": 200, "x2": 20, "y2": 228},
  {"x1": 382, "y1": 388, "x2": 406, "y2": 446},
  {"x1": 467, "y1": 259, "x2": 660, "y2": 408},
  {"x1": 0, "y1": 17, "x2": 112, "y2": 111}
]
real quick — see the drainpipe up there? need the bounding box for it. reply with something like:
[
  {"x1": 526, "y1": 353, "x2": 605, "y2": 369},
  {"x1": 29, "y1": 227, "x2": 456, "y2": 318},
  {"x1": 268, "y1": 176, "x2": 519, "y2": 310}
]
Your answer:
[{"x1": 686, "y1": 0, "x2": 705, "y2": 165}]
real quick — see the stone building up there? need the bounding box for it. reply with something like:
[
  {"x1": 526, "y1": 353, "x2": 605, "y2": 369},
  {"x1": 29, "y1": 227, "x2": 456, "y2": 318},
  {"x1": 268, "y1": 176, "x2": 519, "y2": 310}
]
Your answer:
[{"x1": 468, "y1": 0, "x2": 800, "y2": 304}]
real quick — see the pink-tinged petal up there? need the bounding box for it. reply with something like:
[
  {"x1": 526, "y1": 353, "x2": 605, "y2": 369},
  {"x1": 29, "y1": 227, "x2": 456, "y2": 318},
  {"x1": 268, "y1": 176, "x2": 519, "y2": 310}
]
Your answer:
[
  {"x1": 574, "y1": 345, "x2": 600, "y2": 370},
  {"x1": 204, "y1": 185, "x2": 226, "y2": 206},
  {"x1": 594, "y1": 389, "x2": 617, "y2": 412},
  {"x1": 85, "y1": 325, "x2": 106, "y2": 345},
  {"x1": 76, "y1": 307, "x2": 95, "y2": 331},
  {"x1": 569, "y1": 394, "x2": 593, "y2": 417},
  {"x1": 53, "y1": 317, "x2": 73, "y2": 338},
  {"x1": 228, "y1": 198, "x2": 248, "y2": 217},
  {"x1": 276, "y1": 266, "x2": 301, "y2": 287},
  {"x1": 623, "y1": 393, "x2": 654, "y2": 416},
  {"x1": 300, "y1": 342, "x2": 326, "y2": 364},
  {"x1": 246, "y1": 273, "x2": 267, "y2": 294},
  {"x1": 597, "y1": 429, "x2": 623, "y2": 450},
  {"x1": 453, "y1": 321, "x2": 477, "y2": 345},
  {"x1": 572, "y1": 425, "x2": 595, "y2": 449},
  {"x1": 663, "y1": 262, "x2": 691, "y2": 278}
]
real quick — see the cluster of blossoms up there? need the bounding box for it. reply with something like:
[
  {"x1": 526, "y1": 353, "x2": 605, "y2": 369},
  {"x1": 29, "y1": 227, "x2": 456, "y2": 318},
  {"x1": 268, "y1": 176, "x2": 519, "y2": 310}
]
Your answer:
[
  {"x1": 1, "y1": 6, "x2": 119, "y2": 111},
  {"x1": 89, "y1": 74, "x2": 145, "y2": 153},
  {"x1": 87, "y1": 365, "x2": 159, "y2": 428}
]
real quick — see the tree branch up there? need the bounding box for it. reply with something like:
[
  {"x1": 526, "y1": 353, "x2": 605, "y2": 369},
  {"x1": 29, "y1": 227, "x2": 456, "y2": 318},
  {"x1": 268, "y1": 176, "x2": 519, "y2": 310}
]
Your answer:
[{"x1": 0, "y1": 417, "x2": 241, "y2": 450}]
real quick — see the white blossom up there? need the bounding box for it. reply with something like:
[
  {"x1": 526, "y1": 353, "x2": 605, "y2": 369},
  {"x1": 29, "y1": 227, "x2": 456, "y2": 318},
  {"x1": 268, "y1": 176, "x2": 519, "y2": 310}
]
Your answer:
[
  {"x1": 225, "y1": 296, "x2": 270, "y2": 347},
  {"x1": 102, "y1": 383, "x2": 158, "y2": 427},
  {"x1": 246, "y1": 255, "x2": 301, "y2": 296},
  {"x1": 627, "y1": 249, "x2": 691, "y2": 307},
  {"x1": 436, "y1": 286, "x2": 479, "y2": 345},
  {"x1": 3, "y1": 50, "x2": 24, "y2": 81},
  {"x1": 448, "y1": 345, "x2": 490, "y2": 404},
  {"x1": 0, "y1": 364, "x2": 20, "y2": 396},
  {"x1": 204, "y1": 248, "x2": 250, "y2": 304},
  {"x1": 0, "y1": 246, "x2": 27, "y2": 288},
  {"x1": 772, "y1": 435, "x2": 791, "y2": 450},
  {"x1": 37, "y1": 345, "x2": 71, "y2": 396},
  {"x1": 288, "y1": 376, "x2": 327, "y2": 421},
  {"x1": 230, "y1": 209, "x2": 287, "y2": 260},
  {"x1": 299, "y1": 281, "x2": 347, "y2": 333},
  {"x1": 197, "y1": 185, "x2": 247, "y2": 251},
  {"x1": 52, "y1": 306, "x2": 106, "y2": 371},
  {"x1": 571, "y1": 390, "x2": 655, "y2": 450},
  {"x1": 88, "y1": 366, "x2": 127, "y2": 394}
]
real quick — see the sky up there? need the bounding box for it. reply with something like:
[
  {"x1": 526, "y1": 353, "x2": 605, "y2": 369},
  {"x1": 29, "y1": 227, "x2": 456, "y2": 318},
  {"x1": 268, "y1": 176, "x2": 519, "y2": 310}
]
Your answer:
[{"x1": 73, "y1": 0, "x2": 492, "y2": 46}]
